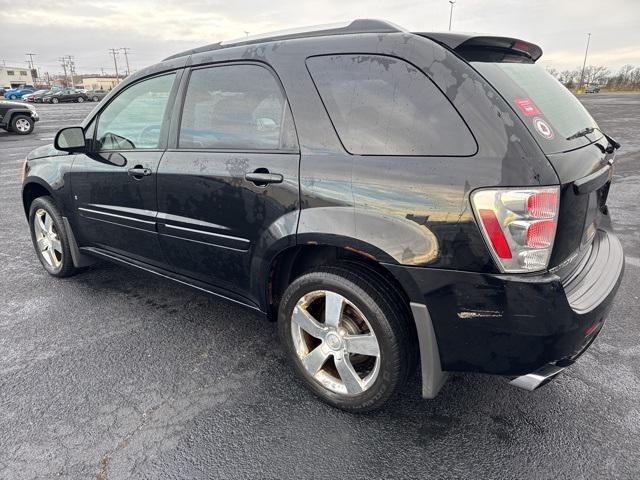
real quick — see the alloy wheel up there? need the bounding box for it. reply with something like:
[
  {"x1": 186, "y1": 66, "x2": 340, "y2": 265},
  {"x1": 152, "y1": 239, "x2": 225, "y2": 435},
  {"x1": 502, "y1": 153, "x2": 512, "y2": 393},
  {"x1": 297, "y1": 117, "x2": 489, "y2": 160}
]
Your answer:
[
  {"x1": 15, "y1": 118, "x2": 31, "y2": 133},
  {"x1": 33, "y1": 209, "x2": 62, "y2": 269},
  {"x1": 291, "y1": 290, "x2": 381, "y2": 395}
]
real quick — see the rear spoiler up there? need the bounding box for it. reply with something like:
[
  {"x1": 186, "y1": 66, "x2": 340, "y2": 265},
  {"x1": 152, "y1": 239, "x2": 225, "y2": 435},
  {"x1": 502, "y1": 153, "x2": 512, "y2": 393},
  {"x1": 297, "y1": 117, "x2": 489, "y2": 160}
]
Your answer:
[{"x1": 416, "y1": 32, "x2": 543, "y2": 62}]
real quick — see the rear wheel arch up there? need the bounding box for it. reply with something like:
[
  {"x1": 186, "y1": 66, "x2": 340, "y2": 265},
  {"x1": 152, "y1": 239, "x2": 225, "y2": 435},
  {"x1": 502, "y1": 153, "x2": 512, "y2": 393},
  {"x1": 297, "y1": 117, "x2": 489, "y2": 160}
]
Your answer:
[{"x1": 267, "y1": 244, "x2": 415, "y2": 321}]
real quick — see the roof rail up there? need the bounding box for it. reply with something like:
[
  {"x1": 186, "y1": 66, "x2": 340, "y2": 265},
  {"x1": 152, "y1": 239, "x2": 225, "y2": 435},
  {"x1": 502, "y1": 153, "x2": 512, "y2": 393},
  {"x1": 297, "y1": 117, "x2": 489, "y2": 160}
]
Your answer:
[{"x1": 163, "y1": 19, "x2": 405, "y2": 61}]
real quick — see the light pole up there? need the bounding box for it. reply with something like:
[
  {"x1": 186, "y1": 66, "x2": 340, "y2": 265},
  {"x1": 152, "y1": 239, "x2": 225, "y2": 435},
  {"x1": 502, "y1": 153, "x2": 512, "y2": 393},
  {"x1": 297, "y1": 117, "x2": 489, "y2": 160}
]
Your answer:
[
  {"x1": 578, "y1": 33, "x2": 591, "y2": 90},
  {"x1": 448, "y1": 1, "x2": 456, "y2": 31}
]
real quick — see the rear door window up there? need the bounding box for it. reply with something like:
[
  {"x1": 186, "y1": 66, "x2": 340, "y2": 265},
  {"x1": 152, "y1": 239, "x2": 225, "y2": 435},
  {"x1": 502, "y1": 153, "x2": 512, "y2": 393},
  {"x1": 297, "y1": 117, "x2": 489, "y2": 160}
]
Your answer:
[
  {"x1": 178, "y1": 64, "x2": 298, "y2": 151},
  {"x1": 306, "y1": 54, "x2": 476, "y2": 156}
]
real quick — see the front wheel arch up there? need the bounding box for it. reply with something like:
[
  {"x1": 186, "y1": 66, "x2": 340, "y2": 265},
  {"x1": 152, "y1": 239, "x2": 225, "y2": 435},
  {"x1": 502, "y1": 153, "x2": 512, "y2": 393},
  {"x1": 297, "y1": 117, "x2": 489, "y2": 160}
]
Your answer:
[{"x1": 22, "y1": 181, "x2": 53, "y2": 218}]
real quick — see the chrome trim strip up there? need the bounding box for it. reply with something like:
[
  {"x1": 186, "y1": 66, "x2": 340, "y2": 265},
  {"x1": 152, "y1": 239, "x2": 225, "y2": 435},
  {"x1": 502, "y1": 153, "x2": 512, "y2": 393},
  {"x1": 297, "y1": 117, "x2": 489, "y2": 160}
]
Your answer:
[
  {"x1": 159, "y1": 232, "x2": 249, "y2": 252},
  {"x1": 87, "y1": 203, "x2": 157, "y2": 219},
  {"x1": 164, "y1": 223, "x2": 249, "y2": 245},
  {"x1": 157, "y1": 212, "x2": 231, "y2": 231},
  {"x1": 78, "y1": 207, "x2": 155, "y2": 225}
]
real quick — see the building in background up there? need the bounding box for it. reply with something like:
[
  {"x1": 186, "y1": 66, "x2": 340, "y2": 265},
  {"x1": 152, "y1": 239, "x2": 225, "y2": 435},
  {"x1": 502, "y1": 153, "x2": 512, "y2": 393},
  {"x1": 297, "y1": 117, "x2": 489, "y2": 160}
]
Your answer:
[
  {"x1": 81, "y1": 76, "x2": 121, "y2": 91},
  {"x1": 0, "y1": 66, "x2": 35, "y2": 88}
]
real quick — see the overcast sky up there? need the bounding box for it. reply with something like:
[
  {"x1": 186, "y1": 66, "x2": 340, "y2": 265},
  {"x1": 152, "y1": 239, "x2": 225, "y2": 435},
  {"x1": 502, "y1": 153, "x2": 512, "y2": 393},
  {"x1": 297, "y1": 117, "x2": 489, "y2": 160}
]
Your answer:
[{"x1": 1, "y1": 0, "x2": 639, "y2": 76}]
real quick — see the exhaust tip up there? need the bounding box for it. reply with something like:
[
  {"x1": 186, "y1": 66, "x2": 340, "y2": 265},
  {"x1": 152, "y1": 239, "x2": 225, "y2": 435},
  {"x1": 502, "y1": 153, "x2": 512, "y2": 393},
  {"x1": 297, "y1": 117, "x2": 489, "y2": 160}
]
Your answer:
[{"x1": 509, "y1": 364, "x2": 565, "y2": 391}]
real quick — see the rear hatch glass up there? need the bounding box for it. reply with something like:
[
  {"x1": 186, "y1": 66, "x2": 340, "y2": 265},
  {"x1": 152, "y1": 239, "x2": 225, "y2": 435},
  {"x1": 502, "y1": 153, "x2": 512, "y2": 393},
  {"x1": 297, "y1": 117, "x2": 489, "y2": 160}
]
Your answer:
[{"x1": 471, "y1": 62, "x2": 603, "y2": 154}]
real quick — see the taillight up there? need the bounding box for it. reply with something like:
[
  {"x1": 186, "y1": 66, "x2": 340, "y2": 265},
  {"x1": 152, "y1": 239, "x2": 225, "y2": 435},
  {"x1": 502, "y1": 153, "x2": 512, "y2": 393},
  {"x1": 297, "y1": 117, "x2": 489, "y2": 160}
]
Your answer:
[{"x1": 471, "y1": 187, "x2": 560, "y2": 273}]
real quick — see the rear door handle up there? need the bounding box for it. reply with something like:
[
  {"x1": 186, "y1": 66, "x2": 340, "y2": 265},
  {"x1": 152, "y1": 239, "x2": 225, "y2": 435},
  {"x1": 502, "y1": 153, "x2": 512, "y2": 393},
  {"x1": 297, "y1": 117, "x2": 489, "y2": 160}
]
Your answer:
[
  {"x1": 245, "y1": 171, "x2": 283, "y2": 185},
  {"x1": 128, "y1": 166, "x2": 152, "y2": 178}
]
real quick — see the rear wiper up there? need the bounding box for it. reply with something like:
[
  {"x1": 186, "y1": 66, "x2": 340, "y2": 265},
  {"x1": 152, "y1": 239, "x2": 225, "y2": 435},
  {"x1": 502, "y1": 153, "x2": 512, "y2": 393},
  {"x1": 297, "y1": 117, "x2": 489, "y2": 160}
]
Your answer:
[
  {"x1": 566, "y1": 126, "x2": 621, "y2": 153},
  {"x1": 566, "y1": 127, "x2": 595, "y2": 140}
]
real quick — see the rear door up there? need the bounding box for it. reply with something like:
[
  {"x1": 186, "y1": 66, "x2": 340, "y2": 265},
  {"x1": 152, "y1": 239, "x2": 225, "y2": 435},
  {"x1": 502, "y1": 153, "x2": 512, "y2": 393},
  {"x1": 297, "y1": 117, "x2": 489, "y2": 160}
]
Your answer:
[
  {"x1": 156, "y1": 62, "x2": 300, "y2": 301},
  {"x1": 71, "y1": 72, "x2": 179, "y2": 266}
]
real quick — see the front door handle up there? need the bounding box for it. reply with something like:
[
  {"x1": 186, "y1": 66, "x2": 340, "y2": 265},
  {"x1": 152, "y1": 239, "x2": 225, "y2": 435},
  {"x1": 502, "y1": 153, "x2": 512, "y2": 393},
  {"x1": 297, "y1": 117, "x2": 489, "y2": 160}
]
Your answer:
[
  {"x1": 128, "y1": 166, "x2": 152, "y2": 179},
  {"x1": 245, "y1": 170, "x2": 283, "y2": 186}
]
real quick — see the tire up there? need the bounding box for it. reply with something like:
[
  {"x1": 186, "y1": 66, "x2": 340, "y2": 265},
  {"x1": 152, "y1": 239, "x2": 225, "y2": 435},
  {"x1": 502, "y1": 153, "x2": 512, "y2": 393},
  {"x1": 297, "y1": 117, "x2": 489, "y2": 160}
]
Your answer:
[
  {"x1": 28, "y1": 196, "x2": 78, "y2": 278},
  {"x1": 51, "y1": 97, "x2": 59, "y2": 104},
  {"x1": 10, "y1": 114, "x2": 34, "y2": 135},
  {"x1": 77, "y1": 96, "x2": 84, "y2": 103},
  {"x1": 92, "y1": 96, "x2": 99, "y2": 102},
  {"x1": 9, "y1": 94, "x2": 17, "y2": 100},
  {"x1": 278, "y1": 264, "x2": 416, "y2": 412}
]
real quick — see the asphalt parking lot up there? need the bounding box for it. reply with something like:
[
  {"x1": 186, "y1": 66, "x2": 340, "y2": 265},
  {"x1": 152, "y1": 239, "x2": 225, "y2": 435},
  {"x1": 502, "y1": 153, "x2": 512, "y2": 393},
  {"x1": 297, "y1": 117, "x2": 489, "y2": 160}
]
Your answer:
[{"x1": 1, "y1": 96, "x2": 639, "y2": 479}]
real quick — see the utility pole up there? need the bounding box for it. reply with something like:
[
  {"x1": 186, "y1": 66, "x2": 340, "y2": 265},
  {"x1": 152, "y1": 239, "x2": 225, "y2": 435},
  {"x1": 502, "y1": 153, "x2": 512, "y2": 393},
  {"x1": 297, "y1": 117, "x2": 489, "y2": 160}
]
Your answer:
[
  {"x1": 448, "y1": 1, "x2": 456, "y2": 31},
  {"x1": 26, "y1": 53, "x2": 36, "y2": 69},
  {"x1": 108, "y1": 48, "x2": 120, "y2": 82},
  {"x1": 578, "y1": 33, "x2": 591, "y2": 91},
  {"x1": 26, "y1": 53, "x2": 37, "y2": 83},
  {"x1": 59, "y1": 57, "x2": 70, "y2": 87},
  {"x1": 120, "y1": 47, "x2": 131, "y2": 76},
  {"x1": 65, "y1": 55, "x2": 76, "y2": 87}
]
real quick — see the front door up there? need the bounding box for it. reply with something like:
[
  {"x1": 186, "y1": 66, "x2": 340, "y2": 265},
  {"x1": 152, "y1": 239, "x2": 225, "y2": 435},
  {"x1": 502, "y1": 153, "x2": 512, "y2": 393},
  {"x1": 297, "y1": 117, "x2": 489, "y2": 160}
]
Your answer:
[
  {"x1": 156, "y1": 63, "x2": 300, "y2": 301},
  {"x1": 71, "y1": 72, "x2": 179, "y2": 266}
]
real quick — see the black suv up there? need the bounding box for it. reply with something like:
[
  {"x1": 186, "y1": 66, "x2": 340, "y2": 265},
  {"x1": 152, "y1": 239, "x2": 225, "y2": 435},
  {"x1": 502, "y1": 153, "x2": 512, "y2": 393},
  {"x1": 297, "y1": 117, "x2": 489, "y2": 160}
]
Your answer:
[
  {"x1": 0, "y1": 100, "x2": 39, "y2": 134},
  {"x1": 21, "y1": 20, "x2": 624, "y2": 412}
]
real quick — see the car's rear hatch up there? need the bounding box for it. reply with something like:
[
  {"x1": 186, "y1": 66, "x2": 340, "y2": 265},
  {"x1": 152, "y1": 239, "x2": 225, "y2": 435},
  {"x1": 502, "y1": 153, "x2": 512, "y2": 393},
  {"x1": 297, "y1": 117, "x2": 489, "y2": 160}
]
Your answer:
[{"x1": 418, "y1": 33, "x2": 618, "y2": 279}]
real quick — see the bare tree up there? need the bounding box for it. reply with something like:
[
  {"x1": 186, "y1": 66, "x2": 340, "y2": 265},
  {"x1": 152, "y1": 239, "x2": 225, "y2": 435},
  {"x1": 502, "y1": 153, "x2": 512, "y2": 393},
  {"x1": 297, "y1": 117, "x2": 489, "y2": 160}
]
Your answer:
[{"x1": 583, "y1": 65, "x2": 610, "y2": 86}]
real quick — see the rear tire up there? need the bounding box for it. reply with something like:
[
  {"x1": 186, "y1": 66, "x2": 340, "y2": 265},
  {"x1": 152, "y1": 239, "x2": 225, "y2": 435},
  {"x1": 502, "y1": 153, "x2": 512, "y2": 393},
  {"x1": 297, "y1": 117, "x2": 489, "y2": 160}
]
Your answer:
[
  {"x1": 28, "y1": 196, "x2": 78, "y2": 278},
  {"x1": 92, "y1": 96, "x2": 99, "y2": 102},
  {"x1": 77, "y1": 96, "x2": 84, "y2": 103},
  {"x1": 9, "y1": 94, "x2": 17, "y2": 100},
  {"x1": 51, "y1": 97, "x2": 59, "y2": 104},
  {"x1": 278, "y1": 264, "x2": 416, "y2": 412},
  {"x1": 10, "y1": 114, "x2": 34, "y2": 135}
]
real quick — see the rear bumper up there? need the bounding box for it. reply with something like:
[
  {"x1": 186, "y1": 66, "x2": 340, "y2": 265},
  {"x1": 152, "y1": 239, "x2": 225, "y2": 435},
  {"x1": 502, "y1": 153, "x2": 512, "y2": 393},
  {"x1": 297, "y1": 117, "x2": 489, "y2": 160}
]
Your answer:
[{"x1": 385, "y1": 227, "x2": 624, "y2": 376}]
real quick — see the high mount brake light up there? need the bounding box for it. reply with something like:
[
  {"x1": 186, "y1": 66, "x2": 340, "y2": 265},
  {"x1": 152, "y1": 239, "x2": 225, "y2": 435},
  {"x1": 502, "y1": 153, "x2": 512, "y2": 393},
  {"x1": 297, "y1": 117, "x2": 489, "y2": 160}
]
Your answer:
[{"x1": 471, "y1": 187, "x2": 560, "y2": 273}]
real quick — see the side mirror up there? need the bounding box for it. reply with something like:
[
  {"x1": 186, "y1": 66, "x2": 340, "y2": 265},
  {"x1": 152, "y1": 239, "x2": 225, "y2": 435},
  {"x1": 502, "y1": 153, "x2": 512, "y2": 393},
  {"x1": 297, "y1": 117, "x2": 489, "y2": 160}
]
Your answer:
[{"x1": 54, "y1": 126, "x2": 85, "y2": 153}]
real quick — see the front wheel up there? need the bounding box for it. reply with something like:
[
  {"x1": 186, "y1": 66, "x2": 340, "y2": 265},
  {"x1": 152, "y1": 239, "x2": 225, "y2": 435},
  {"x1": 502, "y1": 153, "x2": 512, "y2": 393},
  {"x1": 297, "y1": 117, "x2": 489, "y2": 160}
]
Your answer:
[
  {"x1": 10, "y1": 114, "x2": 34, "y2": 135},
  {"x1": 278, "y1": 265, "x2": 416, "y2": 412},
  {"x1": 51, "y1": 97, "x2": 59, "y2": 104},
  {"x1": 77, "y1": 96, "x2": 84, "y2": 103},
  {"x1": 92, "y1": 96, "x2": 99, "y2": 102},
  {"x1": 9, "y1": 94, "x2": 17, "y2": 100},
  {"x1": 28, "y1": 196, "x2": 78, "y2": 277}
]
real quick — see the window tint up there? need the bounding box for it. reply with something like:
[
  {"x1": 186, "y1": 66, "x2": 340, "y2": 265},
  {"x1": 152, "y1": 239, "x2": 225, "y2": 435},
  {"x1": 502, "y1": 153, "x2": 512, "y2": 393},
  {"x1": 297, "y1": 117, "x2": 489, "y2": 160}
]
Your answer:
[
  {"x1": 179, "y1": 64, "x2": 297, "y2": 150},
  {"x1": 96, "y1": 73, "x2": 175, "y2": 151},
  {"x1": 306, "y1": 55, "x2": 476, "y2": 156}
]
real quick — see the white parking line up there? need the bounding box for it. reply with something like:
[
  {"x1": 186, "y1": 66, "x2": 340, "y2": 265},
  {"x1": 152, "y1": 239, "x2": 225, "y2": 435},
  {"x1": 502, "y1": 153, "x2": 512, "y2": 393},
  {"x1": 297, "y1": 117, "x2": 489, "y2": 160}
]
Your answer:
[{"x1": 626, "y1": 256, "x2": 640, "y2": 268}]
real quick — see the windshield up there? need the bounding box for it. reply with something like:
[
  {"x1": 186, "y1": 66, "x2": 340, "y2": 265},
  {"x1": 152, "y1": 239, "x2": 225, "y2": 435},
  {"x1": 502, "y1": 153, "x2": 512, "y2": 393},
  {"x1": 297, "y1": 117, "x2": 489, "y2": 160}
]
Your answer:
[{"x1": 472, "y1": 62, "x2": 601, "y2": 154}]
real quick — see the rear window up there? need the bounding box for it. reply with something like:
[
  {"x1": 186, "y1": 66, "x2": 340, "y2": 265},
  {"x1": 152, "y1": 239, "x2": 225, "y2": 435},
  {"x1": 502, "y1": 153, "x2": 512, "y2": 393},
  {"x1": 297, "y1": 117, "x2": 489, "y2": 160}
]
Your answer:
[
  {"x1": 472, "y1": 62, "x2": 600, "y2": 153},
  {"x1": 306, "y1": 54, "x2": 476, "y2": 156}
]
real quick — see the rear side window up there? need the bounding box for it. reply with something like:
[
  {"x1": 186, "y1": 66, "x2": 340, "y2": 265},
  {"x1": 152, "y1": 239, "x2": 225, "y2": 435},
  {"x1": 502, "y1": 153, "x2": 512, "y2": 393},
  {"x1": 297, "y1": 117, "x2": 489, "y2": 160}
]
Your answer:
[
  {"x1": 179, "y1": 64, "x2": 298, "y2": 151},
  {"x1": 306, "y1": 54, "x2": 476, "y2": 156}
]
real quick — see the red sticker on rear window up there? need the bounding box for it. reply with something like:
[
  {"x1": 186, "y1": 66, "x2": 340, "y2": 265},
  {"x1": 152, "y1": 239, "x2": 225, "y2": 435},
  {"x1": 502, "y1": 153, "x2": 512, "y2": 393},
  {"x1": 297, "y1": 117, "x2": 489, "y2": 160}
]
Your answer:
[{"x1": 513, "y1": 98, "x2": 541, "y2": 117}]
